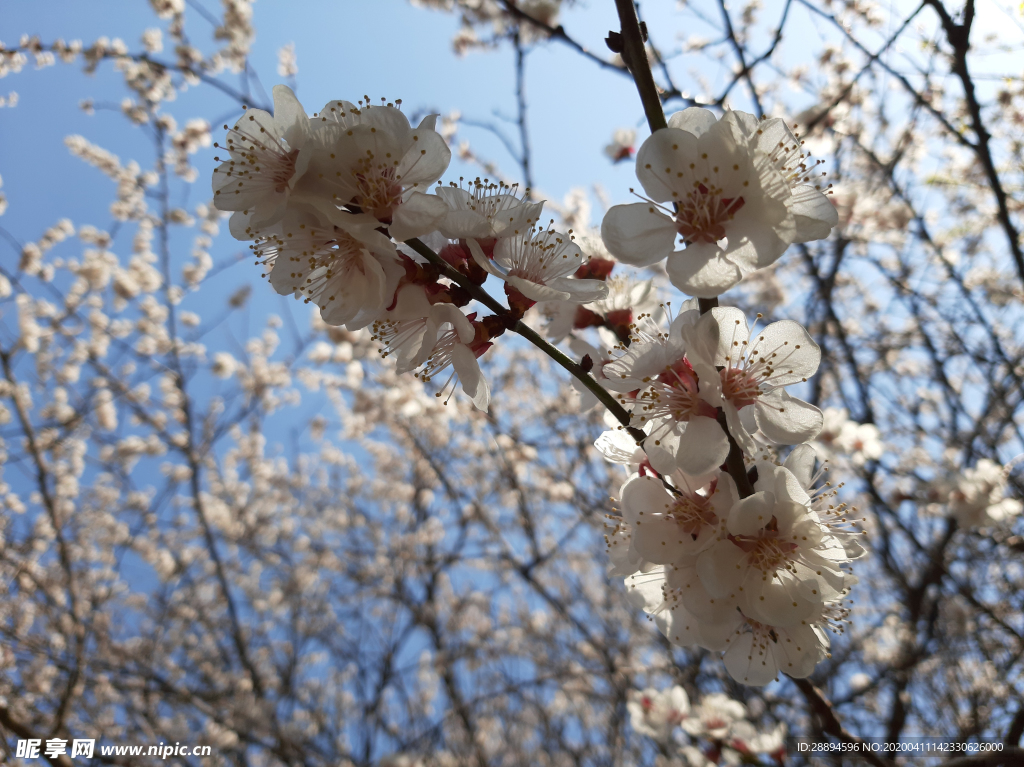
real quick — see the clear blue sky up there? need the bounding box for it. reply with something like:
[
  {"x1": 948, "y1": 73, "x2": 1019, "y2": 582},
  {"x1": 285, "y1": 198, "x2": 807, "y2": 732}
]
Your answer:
[{"x1": 0, "y1": 0, "x2": 672, "y2": 253}]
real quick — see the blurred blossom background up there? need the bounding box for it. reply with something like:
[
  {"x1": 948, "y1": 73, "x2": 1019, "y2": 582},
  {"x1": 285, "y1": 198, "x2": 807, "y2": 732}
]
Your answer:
[{"x1": 1, "y1": 0, "x2": 1023, "y2": 765}]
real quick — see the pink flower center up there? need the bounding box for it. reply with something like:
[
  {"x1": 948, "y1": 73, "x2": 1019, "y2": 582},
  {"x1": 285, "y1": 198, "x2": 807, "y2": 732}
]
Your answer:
[
  {"x1": 642, "y1": 357, "x2": 718, "y2": 421},
  {"x1": 720, "y1": 366, "x2": 761, "y2": 408},
  {"x1": 675, "y1": 184, "x2": 745, "y2": 244},
  {"x1": 271, "y1": 149, "x2": 300, "y2": 193},
  {"x1": 355, "y1": 165, "x2": 404, "y2": 222},
  {"x1": 731, "y1": 524, "x2": 799, "y2": 573},
  {"x1": 668, "y1": 493, "x2": 717, "y2": 539}
]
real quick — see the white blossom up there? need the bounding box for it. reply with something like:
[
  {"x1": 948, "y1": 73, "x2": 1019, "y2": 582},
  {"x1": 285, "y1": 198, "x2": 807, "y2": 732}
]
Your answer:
[
  {"x1": 627, "y1": 685, "x2": 690, "y2": 743},
  {"x1": 602, "y1": 108, "x2": 836, "y2": 297},
  {"x1": 300, "y1": 100, "x2": 451, "y2": 241},
  {"x1": 468, "y1": 228, "x2": 609, "y2": 305},
  {"x1": 212, "y1": 85, "x2": 311, "y2": 232}
]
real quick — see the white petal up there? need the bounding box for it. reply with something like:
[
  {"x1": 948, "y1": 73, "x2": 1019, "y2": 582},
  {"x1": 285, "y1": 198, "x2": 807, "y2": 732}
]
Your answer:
[
  {"x1": 661, "y1": 602, "x2": 706, "y2": 647},
  {"x1": 601, "y1": 203, "x2": 677, "y2": 267},
  {"x1": 724, "y1": 632, "x2": 778, "y2": 686},
  {"x1": 398, "y1": 128, "x2": 451, "y2": 187},
  {"x1": 594, "y1": 430, "x2": 644, "y2": 465},
  {"x1": 644, "y1": 421, "x2": 684, "y2": 475},
  {"x1": 635, "y1": 128, "x2": 701, "y2": 202},
  {"x1": 625, "y1": 568, "x2": 667, "y2": 611},
  {"x1": 319, "y1": 251, "x2": 387, "y2": 328},
  {"x1": 755, "y1": 391, "x2": 823, "y2": 445},
  {"x1": 789, "y1": 185, "x2": 838, "y2": 243},
  {"x1": 389, "y1": 192, "x2": 449, "y2": 241},
  {"x1": 272, "y1": 84, "x2": 309, "y2": 148},
  {"x1": 548, "y1": 276, "x2": 609, "y2": 303},
  {"x1": 620, "y1": 475, "x2": 673, "y2": 526},
  {"x1": 711, "y1": 306, "x2": 749, "y2": 366},
  {"x1": 724, "y1": 399, "x2": 758, "y2": 455},
  {"x1": 506, "y1": 275, "x2": 571, "y2": 302},
  {"x1": 432, "y1": 304, "x2": 476, "y2": 344},
  {"x1": 753, "y1": 319, "x2": 821, "y2": 386},
  {"x1": 666, "y1": 107, "x2": 718, "y2": 136},
  {"x1": 666, "y1": 245, "x2": 744, "y2": 298},
  {"x1": 671, "y1": 415, "x2": 730, "y2": 476},
  {"x1": 783, "y1": 444, "x2": 818, "y2": 489},
  {"x1": 452, "y1": 344, "x2": 489, "y2": 411},
  {"x1": 696, "y1": 539, "x2": 750, "y2": 598},
  {"x1": 743, "y1": 576, "x2": 818, "y2": 627},
  {"x1": 727, "y1": 491, "x2": 776, "y2": 537},
  {"x1": 678, "y1": 310, "x2": 719, "y2": 368}
]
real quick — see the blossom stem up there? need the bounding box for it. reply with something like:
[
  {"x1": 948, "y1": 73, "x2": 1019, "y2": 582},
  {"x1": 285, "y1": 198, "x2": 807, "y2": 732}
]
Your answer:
[
  {"x1": 718, "y1": 410, "x2": 755, "y2": 497},
  {"x1": 613, "y1": 4, "x2": 760, "y2": 499},
  {"x1": 613, "y1": 0, "x2": 668, "y2": 133},
  {"x1": 698, "y1": 296, "x2": 754, "y2": 497},
  {"x1": 697, "y1": 297, "x2": 719, "y2": 315},
  {"x1": 405, "y1": 237, "x2": 645, "y2": 440}
]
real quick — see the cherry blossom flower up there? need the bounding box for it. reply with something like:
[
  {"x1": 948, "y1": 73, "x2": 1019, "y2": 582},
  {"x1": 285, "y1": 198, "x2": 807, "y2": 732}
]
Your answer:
[
  {"x1": 212, "y1": 85, "x2": 311, "y2": 231},
  {"x1": 601, "y1": 109, "x2": 794, "y2": 297},
  {"x1": 413, "y1": 313, "x2": 491, "y2": 411},
  {"x1": 601, "y1": 108, "x2": 836, "y2": 297},
  {"x1": 604, "y1": 127, "x2": 636, "y2": 163},
  {"x1": 603, "y1": 305, "x2": 729, "y2": 475},
  {"x1": 692, "y1": 307, "x2": 823, "y2": 455},
  {"x1": 433, "y1": 178, "x2": 543, "y2": 243},
  {"x1": 300, "y1": 100, "x2": 451, "y2": 241},
  {"x1": 627, "y1": 685, "x2": 690, "y2": 743},
  {"x1": 681, "y1": 692, "x2": 747, "y2": 740},
  {"x1": 371, "y1": 284, "x2": 477, "y2": 373},
  {"x1": 467, "y1": 228, "x2": 609, "y2": 306},
  {"x1": 250, "y1": 208, "x2": 403, "y2": 330},
  {"x1": 946, "y1": 458, "x2": 1023, "y2": 527},
  {"x1": 695, "y1": 464, "x2": 851, "y2": 625},
  {"x1": 620, "y1": 470, "x2": 736, "y2": 567}
]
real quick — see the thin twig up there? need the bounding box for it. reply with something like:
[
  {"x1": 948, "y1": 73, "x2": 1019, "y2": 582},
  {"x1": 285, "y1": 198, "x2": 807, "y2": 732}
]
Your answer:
[{"x1": 403, "y1": 238, "x2": 644, "y2": 440}]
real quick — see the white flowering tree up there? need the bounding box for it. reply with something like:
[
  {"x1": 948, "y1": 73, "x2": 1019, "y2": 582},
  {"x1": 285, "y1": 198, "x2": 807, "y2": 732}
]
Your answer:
[{"x1": 0, "y1": 0, "x2": 1022, "y2": 765}]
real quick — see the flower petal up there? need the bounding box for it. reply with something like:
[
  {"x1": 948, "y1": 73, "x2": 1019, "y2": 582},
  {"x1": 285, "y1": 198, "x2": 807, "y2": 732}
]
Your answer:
[
  {"x1": 635, "y1": 128, "x2": 701, "y2": 202},
  {"x1": 754, "y1": 391, "x2": 823, "y2": 445},
  {"x1": 601, "y1": 203, "x2": 678, "y2": 267},
  {"x1": 389, "y1": 192, "x2": 449, "y2": 241},
  {"x1": 696, "y1": 539, "x2": 750, "y2": 598},
  {"x1": 724, "y1": 631, "x2": 778, "y2": 686},
  {"x1": 451, "y1": 343, "x2": 490, "y2": 411},
  {"x1": 789, "y1": 185, "x2": 838, "y2": 243},
  {"x1": 667, "y1": 107, "x2": 718, "y2": 137},
  {"x1": 727, "y1": 491, "x2": 776, "y2": 537},
  {"x1": 671, "y1": 415, "x2": 730, "y2": 476},
  {"x1": 666, "y1": 245, "x2": 744, "y2": 298}
]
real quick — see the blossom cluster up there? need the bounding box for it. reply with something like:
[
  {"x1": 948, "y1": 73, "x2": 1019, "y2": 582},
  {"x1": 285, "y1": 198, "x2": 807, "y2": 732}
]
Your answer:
[
  {"x1": 589, "y1": 109, "x2": 863, "y2": 685},
  {"x1": 628, "y1": 686, "x2": 785, "y2": 764},
  {"x1": 211, "y1": 92, "x2": 859, "y2": 686},
  {"x1": 213, "y1": 86, "x2": 609, "y2": 411}
]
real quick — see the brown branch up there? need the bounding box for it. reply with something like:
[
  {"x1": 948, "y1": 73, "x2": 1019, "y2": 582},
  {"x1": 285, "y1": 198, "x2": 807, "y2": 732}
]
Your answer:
[
  {"x1": 791, "y1": 678, "x2": 896, "y2": 767},
  {"x1": 0, "y1": 705, "x2": 74, "y2": 767},
  {"x1": 923, "y1": 0, "x2": 1024, "y2": 286},
  {"x1": 613, "y1": 0, "x2": 668, "y2": 133}
]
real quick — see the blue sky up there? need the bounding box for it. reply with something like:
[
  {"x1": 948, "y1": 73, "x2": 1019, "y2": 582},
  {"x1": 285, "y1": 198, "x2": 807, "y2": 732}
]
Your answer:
[{"x1": 0, "y1": 0, "x2": 663, "y2": 250}]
